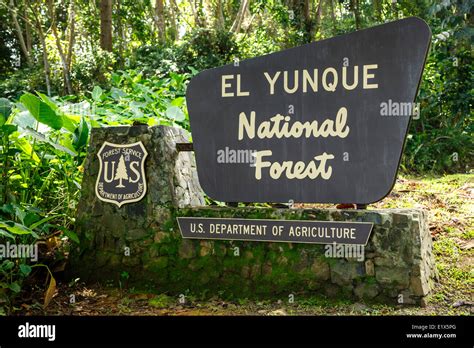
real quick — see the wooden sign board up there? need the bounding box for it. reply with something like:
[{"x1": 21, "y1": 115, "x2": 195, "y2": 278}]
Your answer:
[{"x1": 186, "y1": 17, "x2": 431, "y2": 204}]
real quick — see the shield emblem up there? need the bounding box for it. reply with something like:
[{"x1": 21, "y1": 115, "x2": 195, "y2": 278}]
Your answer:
[{"x1": 95, "y1": 141, "x2": 148, "y2": 207}]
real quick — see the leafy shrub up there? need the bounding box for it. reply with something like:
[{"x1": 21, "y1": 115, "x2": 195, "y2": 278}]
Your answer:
[
  {"x1": 0, "y1": 92, "x2": 85, "y2": 314},
  {"x1": 0, "y1": 67, "x2": 46, "y2": 100},
  {"x1": 86, "y1": 69, "x2": 191, "y2": 129},
  {"x1": 402, "y1": 6, "x2": 473, "y2": 174},
  {"x1": 128, "y1": 45, "x2": 184, "y2": 77},
  {"x1": 71, "y1": 48, "x2": 116, "y2": 93},
  {"x1": 178, "y1": 28, "x2": 238, "y2": 71},
  {"x1": 130, "y1": 29, "x2": 238, "y2": 75}
]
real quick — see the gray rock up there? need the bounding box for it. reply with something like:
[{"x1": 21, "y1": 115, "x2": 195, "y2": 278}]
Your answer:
[{"x1": 354, "y1": 283, "x2": 380, "y2": 300}]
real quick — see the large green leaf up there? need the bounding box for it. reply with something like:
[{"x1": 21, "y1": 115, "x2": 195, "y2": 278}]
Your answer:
[
  {"x1": 36, "y1": 92, "x2": 58, "y2": 111},
  {"x1": 92, "y1": 86, "x2": 103, "y2": 101},
  {"x1": 0, "y1": 124, "x2": 18, "y2": 136},
  {"x1": 9, "y1": 282, "x2": 21, "y2": 293},
  {"x1": 59, "y1": 227, "x2": 80, "y2": 244},
  {"x1": 110, "y1": 87, "x2": 127, "y2": 100},
  {"x1": 14, "y1": 137, "x2": 40, "y2": 162},
  {"x1": 29, "y1": 215, "x2": 59, "y2": 230},
  {"x1": 20, "y1": 93, "x2": 63, "y2": 130},
  {"x1": 165, "y1": 106, "x2": 185, "y2": 122},
  {"x1": 0, "y1": 221, "x2": 38, "y2": 238},
  {"x1": 60, "y1": 114, "x2": 77, "y2": 133},
  {"x1": 73, "y1": 117, "x2": 89, "y2": 150},
  {"x1": 19, "y1": 264, "x2": 32, "y2": 276},
  {"x1": 0, "y1": 229, "x2": 14, "y2": 240},
  {"x1": 0, "y1": 98, "x2": 12, "y2": 126},
  {"x1": 13, "y1": 110, "x2": 37, "y2": 129},
  {"x1": 22, "y1": 127, "x2": 77, "y2": 156}
]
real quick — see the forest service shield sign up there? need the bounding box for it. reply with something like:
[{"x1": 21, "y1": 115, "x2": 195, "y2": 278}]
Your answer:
[{"x1": 95, "y1": 141, "x2": 148, "y2": 207}]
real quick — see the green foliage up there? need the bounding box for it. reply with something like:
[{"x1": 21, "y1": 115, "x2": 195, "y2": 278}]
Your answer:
[
  {"x1": 179, "y1": 29, "x2": 239, "y2": 71},
  {"x1": 402, "y1": 1, "x2": 473, "y2": 173},
  {"x1": 0, "y1": 67, "x2": 46, "y2": 100},
  {"x1": 70, "y1": 48, "x2": 116, "y2": 93},
  {"x1": 0, "y1": 91, "x2": 87, "y2": 314},
  {"x1": 129, "y1": 28, "x2": 239, "y2": 75},
  {"x1": 127, "y1": 45, "x2": 184, "y2": 76},
  {"x1": 86, "y1": 70, "x2": 191, "y2": 129}
]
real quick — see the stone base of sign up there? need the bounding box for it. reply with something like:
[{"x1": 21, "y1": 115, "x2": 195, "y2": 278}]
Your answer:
[
  {"x1": 70, "y1": 125, "x2": 438, "y2": 305},
  {"x1": 69, "y1": 206, "x2": 438, "y2": 305}
]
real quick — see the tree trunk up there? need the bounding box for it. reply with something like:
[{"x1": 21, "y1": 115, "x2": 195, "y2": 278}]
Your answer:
[
  {"x1": 350, "y1": 0, "x2": 360, "y2": 30},
  {"x1": 67, "y1": 0, "x2": 76, "y2": 71},
  {"x1": 9, "y1": 0, "x2": 32, "y2": 66},
  {"x1": 47, "y1": 0, "x2": 73, "y2": 94},
  {"x1": 216, "y1": 0, "x2": 225, "y2": 30},
  {"x1": 29, "y1": 2, "x2": 51, "y2": 95},
  {"x1": 155, "y1": 0, "x2": 165, "y2": 43},
  {"x1": 100, "y1": 0, "x2": 113, "y2": 51},
  {"x1": 304, "y1": 0, "x2": 311, "y2": 23},
  {"x1": 189, "y1": 0, "x2": 206, "y2": 28},
  {"x1": 116, "y1": 0, "x2": 125, "y2": 65},
  {"x1": 312, "y1": 0, "x2": 323, "y2": 39},
  {"x1": 230, "y1": 0, "x2": 250, "y2": 33},
  {"x1": 303, "y1": 0, "x2": 315, "y2": 42},
  {"x1": 169, "y1": 0, "x2": 178, "y2": 41},
  {"x1": 24, "y1": 0, "x2": 32, "y2": 54},
  {"x1": 329, "y1": 0, "x2": 336, "y2": 33}
]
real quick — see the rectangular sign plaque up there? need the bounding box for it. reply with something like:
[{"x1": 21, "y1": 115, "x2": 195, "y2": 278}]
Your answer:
[{"x1": 177, "y1": 217, "x2": 373, "y2": 245}]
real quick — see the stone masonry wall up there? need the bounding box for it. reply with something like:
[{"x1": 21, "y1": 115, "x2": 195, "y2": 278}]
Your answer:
[{"x1": 69, "y1": 126, "x2": 438, "y2": 305}]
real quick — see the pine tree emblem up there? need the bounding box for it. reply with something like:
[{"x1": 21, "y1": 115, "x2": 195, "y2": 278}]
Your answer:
[{"x1": 114, "y1": 155, "x2": 129, "y2": 188}]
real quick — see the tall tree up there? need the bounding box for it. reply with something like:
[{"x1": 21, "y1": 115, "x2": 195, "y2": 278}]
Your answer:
[
  {"x1": 231, "y1": 0, "x2": 250, "y2": 33},
  {"x1": 189, "y1": 0, "x2": 206, "y2": 28},
  {"x1": 47, "y1": 0, "x2": 73, "y2": 94},
  {"x1": 100, "y1": 0, "x2": 113, "y2": 51},
  {"x1": 24, "y1": 0, "x2": 32, "y2": 54},
  {"x1": 168, "y1": 0, "x2": 178, "y2": 41},
  {"x1": 28, "y1": 1, "x2": 51, "y2": 95},
  {"x1": 9, "y1": 0, "x2": 31, "y2": 66},
  {"x1": 154, "y1": 0, "x2": 165, "y2": 43},
  {"x1": 303, "y1": 0, "x2": 314, "y2": 42},
  {"x1": 215, "y1": 0, "x2": 225, "y2": 30},
  {"x1": 329, "y1": 0, "x2": 337, "y2": 33},
  {"x1": 66, "y1": 0, "x2": 76, "y2": 71},
  {"x1": 350, "y1": 0, "x2": 360, "y2": 30}
]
